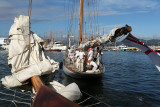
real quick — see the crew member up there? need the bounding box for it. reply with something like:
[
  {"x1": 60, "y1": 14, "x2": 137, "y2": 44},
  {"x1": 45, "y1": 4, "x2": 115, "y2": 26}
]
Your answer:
[
  {"x1": 75, "y1": 49, "x2": 80, "y2": 69},
  {"x1": 78, "y1": 48, "x2": 85, "y2": 72},
  {"x1": 87, "y1": 48, "x2": 93, "y2": 63}
]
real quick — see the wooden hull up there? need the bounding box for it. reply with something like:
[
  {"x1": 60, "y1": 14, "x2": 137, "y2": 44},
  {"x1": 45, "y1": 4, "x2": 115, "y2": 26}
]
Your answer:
[{"x1": 63, "y1": 63, "x2": 105, "y2": 78}]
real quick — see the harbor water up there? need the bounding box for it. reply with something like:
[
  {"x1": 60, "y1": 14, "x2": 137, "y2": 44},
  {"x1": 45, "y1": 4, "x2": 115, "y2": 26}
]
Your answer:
[{"x1": 0, "y1": 50, "x2": 160, "y2": 107}]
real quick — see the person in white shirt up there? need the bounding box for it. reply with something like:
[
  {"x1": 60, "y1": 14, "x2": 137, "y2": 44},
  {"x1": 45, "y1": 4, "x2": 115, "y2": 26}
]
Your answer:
[
  {"x1": 87, "y1": 48, "x2": 98, "y2": 71},
  {"x1": 75, "y1": 49, "x2": 79, "y2": 68},
  {"x1": 75, "y1": 49, "x2": 79, "y2": 58},
  {"x1": 87, "y1": 48, "x2": 93, "y2": 63},
  {"x1": 68, "y1": 47, "x2": 74, "y2": 64},
  {"x1": 89, "y1": 61, "x2": 98, "y2": 71},
  {"x1": 78, "y1": 49, "x2": 85, "y2": 72}
]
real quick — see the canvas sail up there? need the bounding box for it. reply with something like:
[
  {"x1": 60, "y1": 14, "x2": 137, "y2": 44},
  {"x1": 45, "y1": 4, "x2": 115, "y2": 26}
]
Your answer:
[{"x1": 1, "y1": 15, "x2": 81, "y2": 101}]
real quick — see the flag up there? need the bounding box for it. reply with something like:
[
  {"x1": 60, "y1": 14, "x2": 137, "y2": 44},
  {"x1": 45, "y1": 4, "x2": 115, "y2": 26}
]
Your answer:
[{"x1": 122, "y1": 33, "x2": 160, "y2": 72}]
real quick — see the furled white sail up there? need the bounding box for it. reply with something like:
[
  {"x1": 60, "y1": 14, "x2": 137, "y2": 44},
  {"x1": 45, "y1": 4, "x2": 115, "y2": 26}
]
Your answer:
[
  {"x1": 1, "y1": 15, "x2": 82, "y2": 101},
  {"x1": 123, "y1": 33, "x2": 160, "y2": 72},
  {"x1": 1, "y1": 15, "x2": 59, "y2": 88},
  {"x1": 79, "y1": 28, "x2": 118, "y2": 50}
]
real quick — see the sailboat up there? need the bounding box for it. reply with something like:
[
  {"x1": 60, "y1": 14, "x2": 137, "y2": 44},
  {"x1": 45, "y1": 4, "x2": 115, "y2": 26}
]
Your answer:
[
  {"x1": 45, "y1": 41, "x2": 67, "y2": 52},
  {"x1": 44, "y1": 30, "x2": 67, "y2": 52},
  {"x1": 63, "y1": 0, "x2": 105, "y2": 78},
  {"x1": 62, "y1": 0, "x2": 132, "y2": 78}
]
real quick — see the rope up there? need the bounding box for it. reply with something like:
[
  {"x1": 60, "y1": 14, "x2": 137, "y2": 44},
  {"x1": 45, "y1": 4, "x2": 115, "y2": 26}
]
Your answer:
[
  {"x1": 82, "y1": 91, "x2": 112, "y2": 107},
  {"x1": 84, "y1": 102, "x2": 101, "y2": 107},
  {"x1": 3, "y1": 86, "x2": 32, "y2": 96},
  {"x1": 0, "y1": 98, "x2": 31, "y2": 105},
  {"x1": 0, "y1": 85, "x2": 32, "y2": 106},
  {"x1": 0, "y1": 92, "x2": 31, "y2": 101},
  {"x1": 78, "y1": 97, "x2": 91, "y2": 105}
]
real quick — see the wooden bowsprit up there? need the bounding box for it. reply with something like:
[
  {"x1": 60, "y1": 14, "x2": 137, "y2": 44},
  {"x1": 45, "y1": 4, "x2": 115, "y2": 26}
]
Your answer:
[{"x1": 31, "y1": 76, "x2": 80, "y2": 107}]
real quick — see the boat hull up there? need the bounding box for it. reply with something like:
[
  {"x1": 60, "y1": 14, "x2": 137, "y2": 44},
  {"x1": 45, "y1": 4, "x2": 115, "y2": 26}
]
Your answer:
[{"x1": 63, "y1": 63, "x2": 105, "y2": 78}]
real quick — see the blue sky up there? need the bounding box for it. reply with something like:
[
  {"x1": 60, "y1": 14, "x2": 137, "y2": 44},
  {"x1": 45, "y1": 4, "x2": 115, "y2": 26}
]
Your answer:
[{"x1": 0, "y1": 0, "x2": 160, "y2": 40}]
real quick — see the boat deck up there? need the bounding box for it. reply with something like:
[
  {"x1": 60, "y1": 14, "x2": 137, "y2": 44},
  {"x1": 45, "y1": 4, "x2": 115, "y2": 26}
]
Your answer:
[{"x1": 64, "y1": 58, "x2": 104, "y2": 74}]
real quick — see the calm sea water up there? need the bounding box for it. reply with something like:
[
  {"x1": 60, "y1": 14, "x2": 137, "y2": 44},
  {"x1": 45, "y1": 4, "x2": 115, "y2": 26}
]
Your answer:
[{"x1": 0, "y1": 50, "x2": 160, "y2": 107}]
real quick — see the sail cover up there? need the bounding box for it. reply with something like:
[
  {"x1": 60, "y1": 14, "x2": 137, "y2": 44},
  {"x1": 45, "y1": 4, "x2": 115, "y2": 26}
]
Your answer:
[
  {"x1": 1, "y1": 15, "x2": 59, "y2": 88},
  {"x1": 79, "y1": 28, "x2": 118, "y2": 51},
  {"x1": 122, "y1": 33, "x2": 160, "y2": 72}
]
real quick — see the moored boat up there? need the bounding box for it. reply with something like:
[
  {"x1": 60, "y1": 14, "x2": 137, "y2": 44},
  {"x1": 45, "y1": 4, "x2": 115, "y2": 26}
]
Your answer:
[
  {"x1": 62, "y1": 0, "x2": 132, "y2": 78},
  {"x1": 63, "y1": 0, "x2": 106, "y2": 78},
  {"x1": 45, "y1": 41, "x2": 67, "y2": 52},
  {"x1": 116, "y1": 44, "x2": 128, "y2": 51}
]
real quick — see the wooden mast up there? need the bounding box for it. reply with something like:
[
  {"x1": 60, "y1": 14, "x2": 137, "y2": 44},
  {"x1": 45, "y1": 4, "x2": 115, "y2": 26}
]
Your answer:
[{"x1": 79, "y1": 0, "x2": 83, "y2": 44}]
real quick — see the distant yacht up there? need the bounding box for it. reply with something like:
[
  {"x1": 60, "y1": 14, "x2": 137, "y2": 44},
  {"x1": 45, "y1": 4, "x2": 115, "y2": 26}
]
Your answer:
[
  {"x1": 0, "y1": 38, "x2": 10, "y2": 50},
  {"x1": 116, "y1": 44, "x2": 128, "y2": 51},
  {"x1": 45, "y1": 41, "x2": 67, "y2": 52}
]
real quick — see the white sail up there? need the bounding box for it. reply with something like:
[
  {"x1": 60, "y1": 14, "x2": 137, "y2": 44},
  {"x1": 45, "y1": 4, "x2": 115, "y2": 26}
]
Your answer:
[
  {"x1": 79, "y1": 28, "x2": 119, "y2": 50},
  {"x1": 1, "y1": 15, "x2": 82, "y2": 101}
]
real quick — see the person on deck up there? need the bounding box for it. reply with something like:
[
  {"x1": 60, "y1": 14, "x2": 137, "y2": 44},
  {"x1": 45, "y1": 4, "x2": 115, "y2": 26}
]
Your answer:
[
  {"x1": 87, "y1": 48, "x2": 98, "y2": 70},
  {"x1": 78, "y1": 49, "x2": 85, "y2": 72},
  {"x1": 96, "y1": 46, "x2": 103, "y2": 66},
  {"x1": 75, "y1": 49, "x2": 80, "y2": 58},
  {"x1": 68, "y1": 47, "x2": 74, "y2": 64},
  {"x1": 87, "y1": 48, "x2": 93, "y2": 63},
  {"x1": 75, "y1": 49, "x2": 80, "y2": 69}
]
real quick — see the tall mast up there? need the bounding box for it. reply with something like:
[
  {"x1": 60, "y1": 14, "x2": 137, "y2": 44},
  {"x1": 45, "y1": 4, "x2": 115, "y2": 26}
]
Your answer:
[{"x1": 79, "y1": 0, "x2": 83, "y2": 44}]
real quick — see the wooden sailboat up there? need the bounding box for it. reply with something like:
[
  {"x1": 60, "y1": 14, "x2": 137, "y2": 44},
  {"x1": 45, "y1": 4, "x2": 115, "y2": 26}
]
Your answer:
[{"x1": 63, "y1": 0, "x2": 105, "y2": 78}]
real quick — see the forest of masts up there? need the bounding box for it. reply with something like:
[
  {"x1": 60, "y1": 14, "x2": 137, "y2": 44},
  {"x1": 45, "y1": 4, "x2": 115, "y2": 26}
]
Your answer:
[{"x1": 43, "y1": 0, "x2": 103, "y2": 47}]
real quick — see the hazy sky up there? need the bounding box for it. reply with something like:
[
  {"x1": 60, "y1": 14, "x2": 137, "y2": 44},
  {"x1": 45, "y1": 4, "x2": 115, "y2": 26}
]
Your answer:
[{"x1": 0, "y1": 0, "x2": 160, "y2": 40}]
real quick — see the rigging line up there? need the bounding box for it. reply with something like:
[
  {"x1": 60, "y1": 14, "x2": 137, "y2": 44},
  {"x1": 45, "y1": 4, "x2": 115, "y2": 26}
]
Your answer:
[
  {"x1": 0, "y1": 98, "x2": 31, "y2": 105},
  {"x1": 12, "y1": 101, "x2": 18, "y2": 107},
  {"x1": 88, "y1": 1, "x2": 93, "y2": 38},
  {"x1": 9, "y1": 89, "x2": 16, "y2": 107},
  {"x1": 94, "y1": 0, "x2": 96, "y2": 36},
  {"x1": 0, "y1": 92, "x2": 31, "y2": 101},
  {"x1": 28, "y1": 0, "x2": 32, "y2": 65},
  {"x1": 92, "y1": 0, "x2": 96, "y2": 38},
  {"x1": 95, "y1": 0, "x2": 99, "y2": 36},
  {"x1": 77, "y1": 97, "x2": 91, "y2": 105},
  {"x1": 84, "y1": 102, "x2": 102, "y2": 107},
  {"x1": 82, "y1": 91, "x2": 112, "y2": 107},
  {"x1": 3, "y1": 86, "x2": 32, "y2": 96},
  {"x1": 84, "y1": 0, "x2": 88, "y2": 40},
  {"x1": 73, "y1": 0, "x2": 78, "y2": 44}
]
